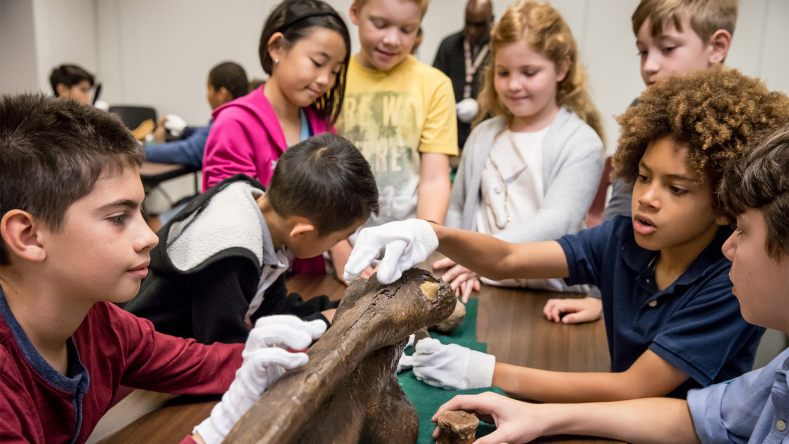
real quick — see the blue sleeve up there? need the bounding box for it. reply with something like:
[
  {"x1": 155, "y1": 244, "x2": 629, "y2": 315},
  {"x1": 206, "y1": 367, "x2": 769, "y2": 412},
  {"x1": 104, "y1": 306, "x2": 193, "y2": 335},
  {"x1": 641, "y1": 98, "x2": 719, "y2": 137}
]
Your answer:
[
  {"x1": 556, "y1": 220, "x2": 619, "y2": 288},
  {"x1": 144, "y1": 125, "x2": 210, "y2": 168},
  {"x1": 648, "y1": 268, "x2": 765, "y2": 387},
  {"x1": 688, "y1": 348, "x2": 789, "y2": 444}
]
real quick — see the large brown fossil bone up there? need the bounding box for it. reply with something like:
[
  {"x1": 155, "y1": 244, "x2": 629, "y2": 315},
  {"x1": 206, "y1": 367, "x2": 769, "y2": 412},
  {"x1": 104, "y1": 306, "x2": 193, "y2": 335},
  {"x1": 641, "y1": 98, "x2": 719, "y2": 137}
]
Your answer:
[{"x1": 223, "y1": 268, "x2": 456, "y2": 444}]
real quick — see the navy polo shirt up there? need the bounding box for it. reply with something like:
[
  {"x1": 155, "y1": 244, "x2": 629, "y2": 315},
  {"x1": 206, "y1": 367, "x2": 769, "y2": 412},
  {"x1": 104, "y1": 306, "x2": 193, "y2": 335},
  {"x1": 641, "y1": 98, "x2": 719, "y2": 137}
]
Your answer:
[{"x1": 557, "y1": 216, "x2": 764, "y2": 398}]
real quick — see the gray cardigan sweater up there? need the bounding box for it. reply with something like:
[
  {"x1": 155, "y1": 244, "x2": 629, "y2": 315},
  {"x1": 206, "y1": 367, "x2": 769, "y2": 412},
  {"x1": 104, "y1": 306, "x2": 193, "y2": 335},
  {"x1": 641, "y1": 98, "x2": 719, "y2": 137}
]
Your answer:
[{"x1": 446, "y1": 108, "x2": 604, "y2": 244}]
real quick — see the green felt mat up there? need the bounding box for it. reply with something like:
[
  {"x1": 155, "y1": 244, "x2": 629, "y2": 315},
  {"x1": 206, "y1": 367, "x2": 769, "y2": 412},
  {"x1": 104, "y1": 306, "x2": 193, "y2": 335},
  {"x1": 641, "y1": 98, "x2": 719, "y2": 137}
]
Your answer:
[{"x1": 397, "y1": 298, "x2": 503, "y2": 442}]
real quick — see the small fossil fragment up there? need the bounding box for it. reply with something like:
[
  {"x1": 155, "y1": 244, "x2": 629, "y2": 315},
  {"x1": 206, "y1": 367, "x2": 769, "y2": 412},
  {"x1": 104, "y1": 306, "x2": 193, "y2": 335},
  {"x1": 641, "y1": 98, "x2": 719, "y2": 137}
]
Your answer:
[{"x1": 436, "y1": 410, "x2": 479, "y2": 444}]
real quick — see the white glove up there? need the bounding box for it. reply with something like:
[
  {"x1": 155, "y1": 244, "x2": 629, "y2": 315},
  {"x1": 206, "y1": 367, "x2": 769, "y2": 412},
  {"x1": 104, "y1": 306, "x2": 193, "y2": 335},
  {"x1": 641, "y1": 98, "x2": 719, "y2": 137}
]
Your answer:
[
  {"x1": 193, "y1": 316, "x2": 326, "y2": 444},
  {"x1": 455, "y1": 98, "x2": 479, "y2": 123},
  {"x1": 164, "y1": 113, "x2": 187, "y2": 137},
  {"x1": 396, "y1": 334, "x2": 416, "y2": 373},
  {"x1": 344, "y1": 219, "x2": 438, "y2": 284},
  {"x1": 411, "y1": 338, "x2": 495, "y2": 390}
]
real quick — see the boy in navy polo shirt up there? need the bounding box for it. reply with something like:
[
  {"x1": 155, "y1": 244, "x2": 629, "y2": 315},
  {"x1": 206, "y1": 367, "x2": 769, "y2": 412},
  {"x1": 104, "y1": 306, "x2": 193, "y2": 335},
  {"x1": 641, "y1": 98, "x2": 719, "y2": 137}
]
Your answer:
[
  {"x1": 344, "y1": 67, "x2": 789, "y2": 401},
  {"x1": 428, "y1": 123, "x2": 789, "y2": 444}
]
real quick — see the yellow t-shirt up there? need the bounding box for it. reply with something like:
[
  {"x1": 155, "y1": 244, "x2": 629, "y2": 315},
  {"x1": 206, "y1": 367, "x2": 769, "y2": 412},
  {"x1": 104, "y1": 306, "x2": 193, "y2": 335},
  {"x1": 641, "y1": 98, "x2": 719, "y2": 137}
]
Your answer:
[{"x1": 337, "y1": 55, "x2": 458, "y2": 225}]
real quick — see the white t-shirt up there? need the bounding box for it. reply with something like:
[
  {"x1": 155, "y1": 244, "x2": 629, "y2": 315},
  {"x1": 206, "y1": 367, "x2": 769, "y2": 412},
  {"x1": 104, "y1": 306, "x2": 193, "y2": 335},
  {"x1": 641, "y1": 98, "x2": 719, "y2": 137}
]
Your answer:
[{"x1": 476, "y1": 127, "x2": 583, "y2": 292}]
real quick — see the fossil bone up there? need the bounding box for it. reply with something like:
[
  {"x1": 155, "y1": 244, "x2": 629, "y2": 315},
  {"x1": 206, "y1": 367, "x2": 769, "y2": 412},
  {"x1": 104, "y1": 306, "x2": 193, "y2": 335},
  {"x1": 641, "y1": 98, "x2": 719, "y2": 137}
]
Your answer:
[{"x1": 223, "y1": 268, "x2": 456, "y2": 444}]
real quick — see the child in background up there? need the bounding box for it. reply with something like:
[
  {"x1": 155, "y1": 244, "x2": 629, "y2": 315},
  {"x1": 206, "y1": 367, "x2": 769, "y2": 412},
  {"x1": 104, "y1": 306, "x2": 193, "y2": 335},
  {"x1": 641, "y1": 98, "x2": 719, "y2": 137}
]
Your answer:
[
  {"x1": 547, "y1": 0, "x2": 738, "y2": 324},
  {"x1": 202, "y1": 0, "x2": 351, "y2": 275},
  {"x1": 49, "y1": 64, "x2": 95, "y2": 105},
  {"x1": 146, "y1": 61, "x2": 248, "y2": 169},
  {"x1": 331, "y1": 0, "x2": 459, "y2": 281},
  {"x1": 0, "y1": 94, "x2": 326, "y2": 444},
  {"x1": 431, "y1": 124, "x2": 789, "y2": 444},
  {"x1": 126, "y1": 134, "x2": 379, "y2": 345},
  {"x1": 437, "y1": 0, "x2": 604, "y2": 301},
  {"x1": 346, "y1": 67, "x2": 789, "y2": 402}
]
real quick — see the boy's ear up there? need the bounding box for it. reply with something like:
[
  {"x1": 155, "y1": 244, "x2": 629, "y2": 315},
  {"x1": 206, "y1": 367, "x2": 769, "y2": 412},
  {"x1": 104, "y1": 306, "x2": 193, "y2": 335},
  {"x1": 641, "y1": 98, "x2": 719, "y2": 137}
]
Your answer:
[
  {"x1": 0, "y1": 210, "x2": 47, "y2": 262},
  {"x1": 55, "y1": 83, "x2": 69, "y2": 98},
  {"x1": 288, "y1": 216, "x2": 317, "y2": 241},
  {"x1": 707, "y1": 29, "x2": 732, "y2": 64},
  {"x1": 556, "y1": 56, "x2": 571, "y2": 83},
  {"x1": 349, "y1": 2, "x2": 360, "y2": 26}
]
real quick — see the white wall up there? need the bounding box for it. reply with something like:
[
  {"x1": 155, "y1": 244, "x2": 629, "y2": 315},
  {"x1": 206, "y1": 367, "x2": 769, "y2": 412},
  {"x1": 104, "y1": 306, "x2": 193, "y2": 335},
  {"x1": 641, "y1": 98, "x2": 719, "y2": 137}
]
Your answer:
[
  {"x1": 30, "y1": 0, "x2": 98, "y2": 94},
  {"x1": 0, "y1": 0, "x2": 39, "y2": 95},
  {"x1": 3, "y1": 0, "x2": 788, "y2": 208}
]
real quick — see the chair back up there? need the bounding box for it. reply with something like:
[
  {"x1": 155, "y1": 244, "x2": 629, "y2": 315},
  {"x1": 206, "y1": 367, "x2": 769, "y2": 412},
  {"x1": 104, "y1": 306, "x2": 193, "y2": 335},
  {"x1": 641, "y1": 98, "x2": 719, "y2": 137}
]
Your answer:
[
  {"x1": 109, "y1": 106, "x2": 157, "y2": 130},
  {"x1": 587, "y1": 156, "x2": 614, "y2": 228}
]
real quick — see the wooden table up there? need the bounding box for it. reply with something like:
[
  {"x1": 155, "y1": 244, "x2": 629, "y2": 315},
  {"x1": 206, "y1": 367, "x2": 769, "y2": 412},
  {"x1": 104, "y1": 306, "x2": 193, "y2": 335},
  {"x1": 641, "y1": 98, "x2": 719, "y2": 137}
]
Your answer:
[{"x1": 92, "y1": 268, "x2": 616, "y2": 444}]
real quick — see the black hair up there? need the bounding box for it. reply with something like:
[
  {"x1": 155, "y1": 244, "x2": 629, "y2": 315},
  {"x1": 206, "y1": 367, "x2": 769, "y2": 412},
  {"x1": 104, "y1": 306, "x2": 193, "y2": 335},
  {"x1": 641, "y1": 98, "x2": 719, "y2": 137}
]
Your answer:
[
  {"x1": 0, "y1": 94, "x2": 143, "y2": 266},
  {"x1": 208, "y1": 61, "x2": 249, "y2": 101},
  {"x1": 49, "y1": 64, "x2": 95, "y2": 96},
  {"x1": 267, "y1": 133, "x2": 379, "y2": 235},
  {"x1": 258, "y1": 0, "x2": 351, "y2": 124}
]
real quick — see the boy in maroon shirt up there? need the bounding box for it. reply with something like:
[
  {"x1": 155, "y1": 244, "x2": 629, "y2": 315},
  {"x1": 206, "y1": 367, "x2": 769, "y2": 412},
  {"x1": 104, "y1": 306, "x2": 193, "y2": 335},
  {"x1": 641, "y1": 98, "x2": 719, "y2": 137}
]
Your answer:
[{"x1": 0, "y1": 94, "x2": 325, "y2": 444}]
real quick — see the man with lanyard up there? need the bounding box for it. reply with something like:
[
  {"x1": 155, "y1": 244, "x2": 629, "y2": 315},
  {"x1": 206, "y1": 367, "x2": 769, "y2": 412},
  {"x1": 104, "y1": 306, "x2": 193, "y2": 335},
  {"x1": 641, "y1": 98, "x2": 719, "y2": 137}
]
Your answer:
[{"x1": 433, "y1": 0, "x2": 494, "y2": 153}]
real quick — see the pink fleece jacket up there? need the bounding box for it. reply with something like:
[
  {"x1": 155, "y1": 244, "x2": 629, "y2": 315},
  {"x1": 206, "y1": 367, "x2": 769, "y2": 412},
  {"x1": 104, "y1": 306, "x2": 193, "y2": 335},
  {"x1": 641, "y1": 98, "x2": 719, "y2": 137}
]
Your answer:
[{"x1": 202, "y1": 86, "x2": 334, "y2": 191}]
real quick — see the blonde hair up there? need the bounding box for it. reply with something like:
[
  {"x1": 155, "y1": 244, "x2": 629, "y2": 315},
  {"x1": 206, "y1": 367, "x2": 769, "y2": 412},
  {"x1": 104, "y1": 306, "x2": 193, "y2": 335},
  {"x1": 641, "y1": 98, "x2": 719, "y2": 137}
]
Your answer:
[
  {"x1": 474, "y1": 1, "x2": 604, "y2": 143},
  {"x1": 353, "y1": 0, "x2": 431, "y2": 18},
  {"x1": 632, "y1": 0, "x2": 738, "y2": 43}
]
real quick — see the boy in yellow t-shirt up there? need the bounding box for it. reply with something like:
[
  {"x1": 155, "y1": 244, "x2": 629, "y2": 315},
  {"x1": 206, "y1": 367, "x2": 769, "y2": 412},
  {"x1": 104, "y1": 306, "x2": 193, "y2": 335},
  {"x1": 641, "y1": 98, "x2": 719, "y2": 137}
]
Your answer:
[{"x1": 331, "y1": 0, "x2": 458, "y2": 280}]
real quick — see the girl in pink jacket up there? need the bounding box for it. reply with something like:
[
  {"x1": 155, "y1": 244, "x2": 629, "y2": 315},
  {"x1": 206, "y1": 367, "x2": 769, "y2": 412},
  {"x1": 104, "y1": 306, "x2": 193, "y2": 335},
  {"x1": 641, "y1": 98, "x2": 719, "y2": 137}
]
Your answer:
[{"x1": 203, "y1": 0, "x2": 350, "y2": 192}]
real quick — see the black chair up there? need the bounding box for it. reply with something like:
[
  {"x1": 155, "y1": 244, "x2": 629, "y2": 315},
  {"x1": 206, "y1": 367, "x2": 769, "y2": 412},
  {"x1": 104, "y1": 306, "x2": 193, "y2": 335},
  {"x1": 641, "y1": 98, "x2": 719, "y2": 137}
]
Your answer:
[{"x1": 108, "y1": 105, "x2": 157, "y2": 130}]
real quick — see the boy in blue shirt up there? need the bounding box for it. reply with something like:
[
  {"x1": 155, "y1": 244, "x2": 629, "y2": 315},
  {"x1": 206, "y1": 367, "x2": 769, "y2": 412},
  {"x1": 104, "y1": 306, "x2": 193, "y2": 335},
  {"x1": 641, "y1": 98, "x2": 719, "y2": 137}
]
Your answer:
[
  {"x1": 144, "y1": 62, "x2": 248, "y2": 168},
  {"x1": 345, "y1": 67, "x2": 789, "y2": 402},
  {"x1": 427, "y1": 123, "x2": 789, "y2": 444}
]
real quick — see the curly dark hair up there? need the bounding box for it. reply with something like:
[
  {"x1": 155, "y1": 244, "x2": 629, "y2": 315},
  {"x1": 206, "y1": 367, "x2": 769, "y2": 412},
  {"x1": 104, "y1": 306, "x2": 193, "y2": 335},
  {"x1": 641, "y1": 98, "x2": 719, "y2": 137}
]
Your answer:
[{"x1": 613, "y1": 65, "x2": 789, "y2": 214}]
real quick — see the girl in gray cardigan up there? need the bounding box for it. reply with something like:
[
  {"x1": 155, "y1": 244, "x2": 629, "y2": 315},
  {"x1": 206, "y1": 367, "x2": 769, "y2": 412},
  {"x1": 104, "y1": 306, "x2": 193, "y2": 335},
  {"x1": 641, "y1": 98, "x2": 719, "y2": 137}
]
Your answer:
[{"x1": 434, "y1": 1, "x2": 604, "y2": 306}]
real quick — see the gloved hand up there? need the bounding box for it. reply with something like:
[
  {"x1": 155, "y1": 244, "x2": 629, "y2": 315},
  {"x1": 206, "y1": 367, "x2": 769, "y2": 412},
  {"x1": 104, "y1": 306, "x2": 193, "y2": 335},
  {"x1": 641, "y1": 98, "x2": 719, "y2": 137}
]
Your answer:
[
  {"x1": 455, "y1": 98, "x2": 479, "y2": 123},
  {"x1": 396, "y1": 334, "x2": 416, "y2": 373},
  {"x1": 193, "y1": 316, "x2": 326, "y2": 444},
  {"x1": 412, "y1": 338, "x2": 495, "y2": 390},
  {"x1": 344, "y1": 219, "x2": 438, "y2": 284}
]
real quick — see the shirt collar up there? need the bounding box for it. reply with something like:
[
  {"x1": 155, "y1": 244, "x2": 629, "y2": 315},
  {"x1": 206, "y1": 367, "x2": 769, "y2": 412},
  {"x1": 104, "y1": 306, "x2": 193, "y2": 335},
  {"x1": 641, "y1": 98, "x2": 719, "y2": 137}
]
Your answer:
[
  {"x1": 0, "y1": 285, "x2": 89, "y2": 394},
  {"x1": 622, "y1": 226, "x2": 731, "y2": 288}
]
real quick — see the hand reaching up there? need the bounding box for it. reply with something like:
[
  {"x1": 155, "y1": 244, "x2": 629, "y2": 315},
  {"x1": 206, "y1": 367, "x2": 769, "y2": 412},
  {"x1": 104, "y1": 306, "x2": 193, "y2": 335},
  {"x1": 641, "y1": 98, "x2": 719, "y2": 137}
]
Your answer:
[
  {"x1": 412, "y1": 338, "x2": 495, "y2": 390},
  {"x1": 344, "y1": 219, "x2": 438, "y2": 284},
  {"x1": 543, "y1": 297, "x2": 602, "y2": 324},
  {"x1": 193, "y1": 316, "x2": 326, "y2": 444},
  {"x1": 431, "y1": 392, "x2": 549, "y2": 444},
  {"x1": 433, "y1": 257, "x2": 481, "y2": 303}
]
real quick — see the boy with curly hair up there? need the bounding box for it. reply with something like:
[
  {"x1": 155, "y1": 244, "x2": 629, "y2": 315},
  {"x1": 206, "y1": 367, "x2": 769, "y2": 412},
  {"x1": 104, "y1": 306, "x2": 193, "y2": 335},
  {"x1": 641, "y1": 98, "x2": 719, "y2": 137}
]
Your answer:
[
  {"x1": 344, "y1": 67, "x2": 789, "y2": 403},
  {"x1": 428, "y1": 123, "x2": 789, "y2": 444},
  {"x1": 604, "y1": 0, "x2": 738, "y2": 223},
  {"x1": 545, "y1": 0, "x2": 740, "y2": 325}
]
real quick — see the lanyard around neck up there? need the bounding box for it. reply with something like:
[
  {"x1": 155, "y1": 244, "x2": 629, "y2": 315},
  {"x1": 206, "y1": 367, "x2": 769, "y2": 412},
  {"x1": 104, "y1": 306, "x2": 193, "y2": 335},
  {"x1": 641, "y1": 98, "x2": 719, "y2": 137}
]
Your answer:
[{"x1": 463, "y1": 39, "x2": 489, "y2": 99}]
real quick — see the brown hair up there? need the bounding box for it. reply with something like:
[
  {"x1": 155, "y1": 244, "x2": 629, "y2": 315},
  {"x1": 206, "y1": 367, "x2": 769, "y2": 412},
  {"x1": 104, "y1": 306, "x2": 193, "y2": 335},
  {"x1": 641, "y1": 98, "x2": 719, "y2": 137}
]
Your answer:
[
  {"x1": 474, "y1": 0, "x2": 604, "y2": 143},
  {"x1": 613, "y1": 65, "x2": 789, "y2": 215},
  {"x1": 632, "y1": 0, "x2": 738, "y2": 43},
  {"x1": 353, "y1": 0, "x2": 431, "y2": 18},
  {"x1": 0, "y1": 94, "x2": 143, "y2": 265},
  {"x1": 720, "y1": 125, "x2": 789, "y2": 260}
]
